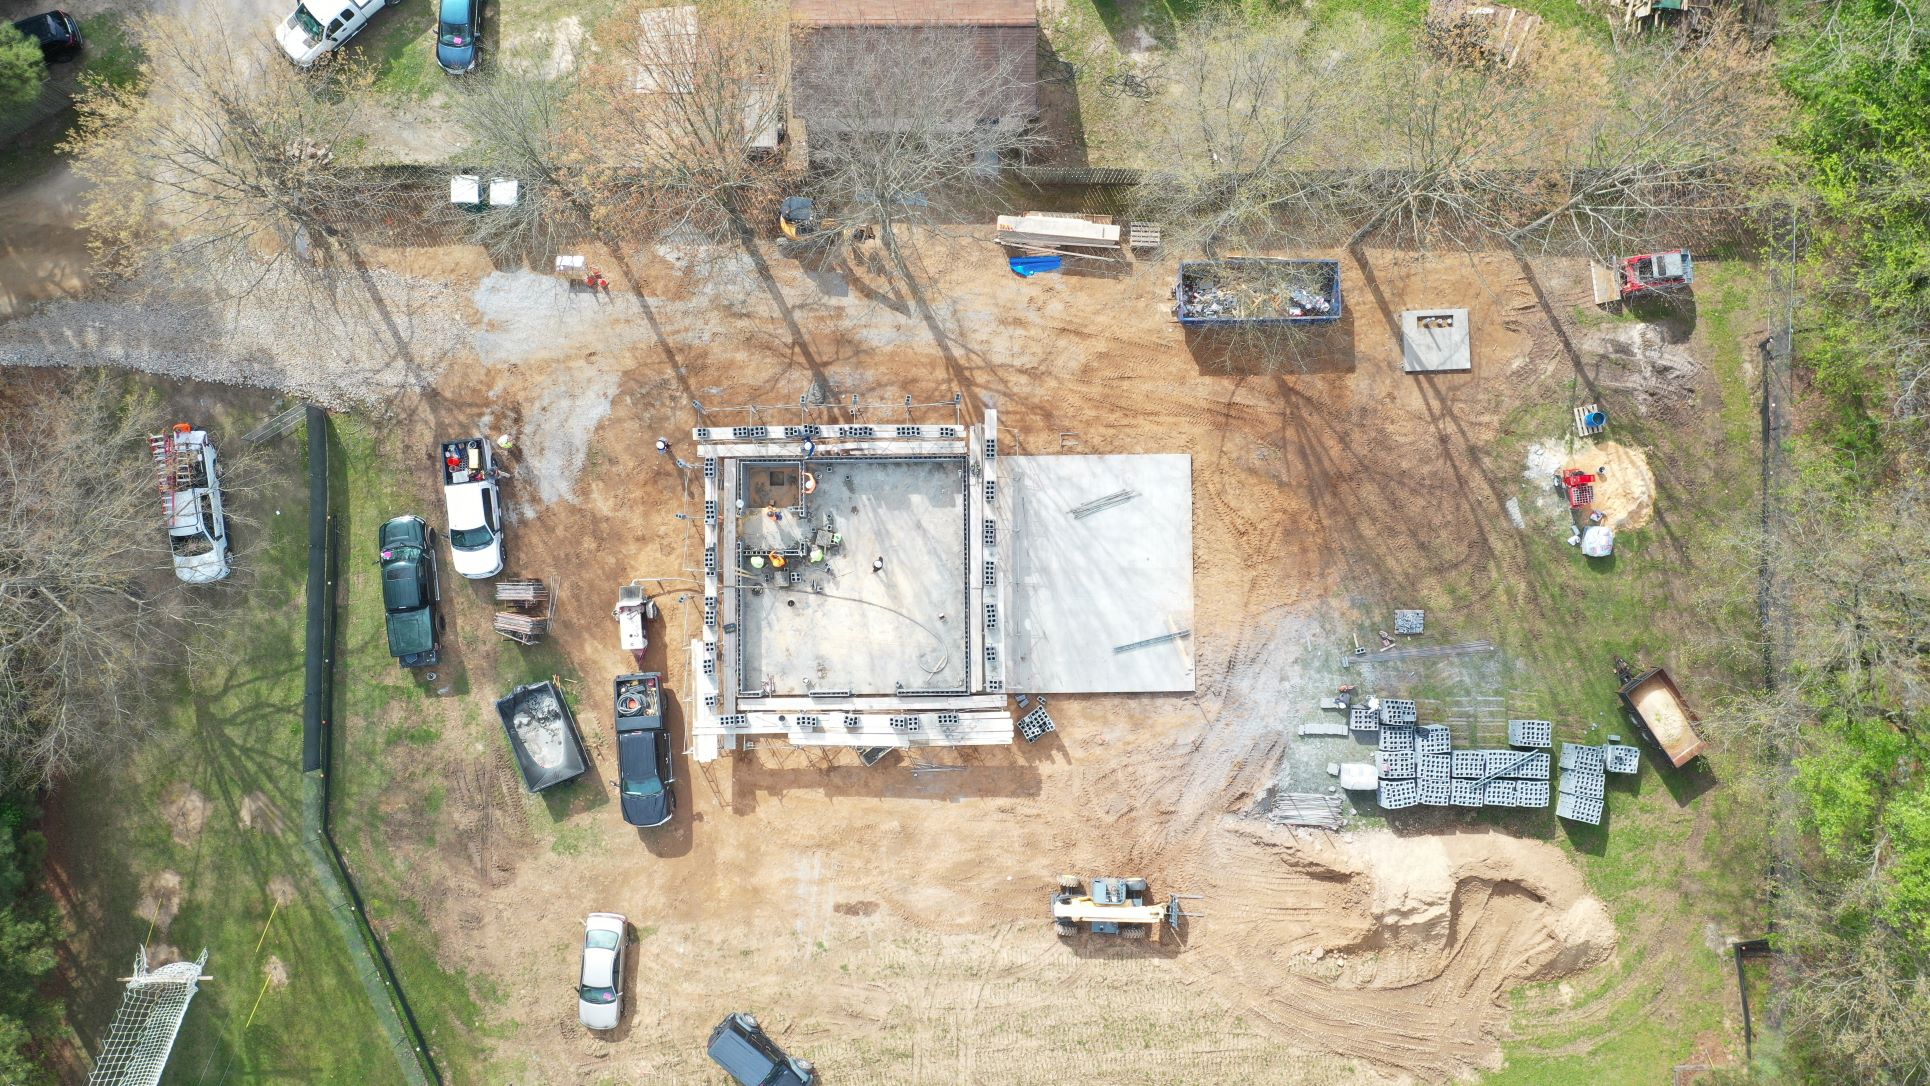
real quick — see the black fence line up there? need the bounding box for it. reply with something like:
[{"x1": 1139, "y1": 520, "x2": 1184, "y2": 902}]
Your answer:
[{"x1": 303, "y1": 407, "x2": 443, "y2": 1085}]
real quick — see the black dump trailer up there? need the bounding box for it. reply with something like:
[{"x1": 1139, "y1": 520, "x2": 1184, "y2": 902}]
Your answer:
[
  {"x1": 496, "y1": 680, "x2": 589, "y2": 792},
  {"x1": 1176, "y1": 258, "x2": 1343, "y2": 327}
]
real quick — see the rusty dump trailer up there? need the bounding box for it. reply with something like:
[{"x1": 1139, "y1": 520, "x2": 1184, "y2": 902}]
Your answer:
[{"x1": 1615, "y1": 663, "x2": 1707, "y2": 767}]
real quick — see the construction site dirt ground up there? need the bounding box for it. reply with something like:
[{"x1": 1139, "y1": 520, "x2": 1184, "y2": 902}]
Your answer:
[{"x1": 89, "y1": 235, "x2": 1765, "y2": 1083}]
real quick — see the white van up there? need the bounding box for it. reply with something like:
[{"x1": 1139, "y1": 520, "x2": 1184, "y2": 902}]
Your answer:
[{"x1": 275, "y1": 0, "x2": 385, "y2": 66}]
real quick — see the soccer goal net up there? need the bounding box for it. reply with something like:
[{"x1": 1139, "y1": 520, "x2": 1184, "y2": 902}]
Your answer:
[{"x1": 86, "y1": 948, "x2": 209, "y2": 1086}]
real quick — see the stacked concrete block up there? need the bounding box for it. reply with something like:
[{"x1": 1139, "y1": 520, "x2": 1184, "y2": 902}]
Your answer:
[
  {"x1": 1557, "y1": 791, "x2": 1605, "y2": 825},
  {"x1": 1419, "y1": 753, "x2": 1452, "y2": 783},
  {"x1": 1508, "y1": 719, "x2": 1553, "y2": 748},
  {"x1": 1604, "y1": 742, "x2": 1641, "y2": 774},
  {"x1": 1483, "y1": 779, "x2": 1521, "y2": 807},
  {"x1": 1560, "y1": 768, "x2": 1606, "y2": 800},
  {"x1": 1376, "y1": 750, "x2": 1416, "y2": 778},
  {"x1": 1419, "y1": 778, "x2": 1452, "y2": 806},
  {"x1": 1504, "y1": 752, "x2": 1551, "y2": 779},
  {"x1": 1416, "y1": 725, "x2": 1452, "y2": 755},
  {"x1": 1350, "y1": 706, "x2": 1381, "y2": 732},
  {"x1": 1379, "y1": 725, "x2": 1415, "y2": 752},
  {"x1": 1560, "y1": 743, "x2": 1606, "y2": 773},
  {"x1": 1381, "y1": 699, "x2": 1419, "y2": 724},
  {"x1": 1452, "y1": 750, "x2": 1486, "y2": 778},
  {"x1": 1378, "y1": 779, "x2": 1420, "y2": 809},
  {"x1": 1451, "y1": 781, "x2": 1484, "y2": 807}
]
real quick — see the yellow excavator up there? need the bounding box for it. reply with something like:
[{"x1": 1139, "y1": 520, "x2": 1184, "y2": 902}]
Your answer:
[
  {"x1": 778, "y1": 196, "x2": 829, "y2": 241},
  {"x1": 1052, "y1": 875, "x2": 1183, "y2": 942},
  {"x1": 778, "y1": 197, "x2": 873, "y2": 245}
]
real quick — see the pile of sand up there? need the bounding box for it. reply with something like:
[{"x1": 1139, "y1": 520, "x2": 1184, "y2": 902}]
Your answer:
[
  {"x1": 1564, "y1": 441, "x2": 1655, "y2": 531},
  {"x1": 1177, "y1": 822, "x2": 1618, "y2": 1080}
]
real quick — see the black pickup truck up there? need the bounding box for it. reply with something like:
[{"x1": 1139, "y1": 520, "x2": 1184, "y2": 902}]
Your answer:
[
  {"x1": 379, "y1": 516, "x2": 441, "y2": 668},
  {"x1": 614, "y1": 673, "x2": 674, "y2": 828}
]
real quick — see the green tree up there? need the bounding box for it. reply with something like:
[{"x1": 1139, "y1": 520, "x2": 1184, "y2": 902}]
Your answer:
[
  {"x1": 0, "y1": 787, "x2": 58, "y2": 1084},
  {"x1": 0, "y1": 25, "x2": 45, "y2": 113}
]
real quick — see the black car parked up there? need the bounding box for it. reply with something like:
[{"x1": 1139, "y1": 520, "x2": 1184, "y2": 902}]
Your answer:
[
  {"x1": 10, "y1": 10, "x2": 81, "y2": 59},
  {"x1": 614, "y1": 673, "x2": 673, "y2": 828},
  {"x1": 706, "y1": 1013, "x2": 815, "y2": 1086},
  {"x1": 378, "y1": 515, "x2": 442, "y2": 669}
]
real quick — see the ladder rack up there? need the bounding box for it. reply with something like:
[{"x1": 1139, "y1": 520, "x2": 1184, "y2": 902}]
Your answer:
[{"x1": 146, "y1": 426, "x2": 197, "y2": 505}]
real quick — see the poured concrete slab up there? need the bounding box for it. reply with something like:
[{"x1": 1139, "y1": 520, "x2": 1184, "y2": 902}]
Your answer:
[
  {"x1": 737, "y1": 458, "x2": 968, "y2": 696},
  {"x1": 1002, "y1": 454, "x2": 1194, "y2": 693},
  {"x1": 1401, "y1": 308, "x2": 1471, "y2": 372}
]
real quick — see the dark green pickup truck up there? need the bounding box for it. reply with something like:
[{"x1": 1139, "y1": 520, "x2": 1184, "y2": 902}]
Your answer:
[{"x1": 379, "y1": 515, "x2": 442, "y2": 668}]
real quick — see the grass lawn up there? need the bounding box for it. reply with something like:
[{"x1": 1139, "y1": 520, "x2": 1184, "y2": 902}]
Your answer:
[
  {"x1": 1466, "y1": 260, "x2": 1771, "y2": 1081},
  {"x1": 323, "y1": 417, "x2": 516, "y2": 1084},
  {"x1": 44, "y1": 406, "x2": 404, "y2": 1084}
]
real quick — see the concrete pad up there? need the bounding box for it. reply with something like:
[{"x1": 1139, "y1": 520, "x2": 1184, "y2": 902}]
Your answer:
[
  {"x1": 736, "y1": 458, "x2": 968, "y2": 696},
  {"x1": 1401, "y1": 308, "x2": 1471, "y2": 373},
  {"x1": 1001, "y1": 454, "x2": 1195, "y2": 693}
]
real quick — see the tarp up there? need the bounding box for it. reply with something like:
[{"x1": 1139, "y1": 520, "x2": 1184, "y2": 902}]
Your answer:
[{"x1": 1009, "y1": 255, "x2": 1062, "y2": 277}]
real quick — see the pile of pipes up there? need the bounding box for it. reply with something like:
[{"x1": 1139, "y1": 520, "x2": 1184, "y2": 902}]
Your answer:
[{"x1": 1269, "y1": 792, "x2": 1346, "y2": 830}]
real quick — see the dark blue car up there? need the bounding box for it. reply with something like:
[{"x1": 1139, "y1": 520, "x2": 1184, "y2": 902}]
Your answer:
[
  {"x1": 614, "y1": 673, "x2": 674, "y2": 828},
  {"x1": 434, "y1": 0, "x2": 478, "y2": 74},
  {"x1": 10, "y1": 10, "x2": 82, "y2": 60},
  {"x1": 706, "y1": 1013, "x2": 815, "y2": 1086}
]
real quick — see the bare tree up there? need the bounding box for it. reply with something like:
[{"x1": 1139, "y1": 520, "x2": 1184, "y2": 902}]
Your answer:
[
  {"x1": 580, "y1": 0, "x2": 788, "y2": 242},
  {"x1": 1501, "y1": 23, "x2": 1783, "y2": 257},
  {"x1": 0, "y1": 378, "x2": 200, "y2": 785},
  {"x1": 451, "y1": 70, "x2": 593, "y2": 262},
  {"x1": 1127, "y1": 16, "x2": 1360, "y2": 253},
  {"x1": 1127, "y1": 16, "x2": 1781, "y2": 261},
  {"x1": 65, "y1": 14, "x2": 407, "y2": 290},
  {"x1": 786, "y1": 25, "x2": 1048, "y2": 278},
  {"x1": 1337, "y1": 53, "x2": 1545, "y2": 251}
]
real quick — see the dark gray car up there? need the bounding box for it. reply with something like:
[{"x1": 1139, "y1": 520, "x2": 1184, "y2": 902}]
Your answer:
[{"x1": 706, "y1": 1013, "x2": 815, "y2": 1086}]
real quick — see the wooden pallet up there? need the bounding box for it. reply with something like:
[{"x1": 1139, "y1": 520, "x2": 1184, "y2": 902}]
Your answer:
[{"x1": 1574, "y1": 404, "x2": 1606, "y2": 437}]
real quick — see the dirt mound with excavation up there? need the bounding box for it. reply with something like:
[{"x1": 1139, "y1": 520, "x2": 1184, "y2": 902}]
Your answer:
[
  {"x1": 1564, "y1": 441, "x2": 1656, "y2": 531},
  {"x1": 1169, "y1": 823, "x2": 1614, "y2": 1080}
]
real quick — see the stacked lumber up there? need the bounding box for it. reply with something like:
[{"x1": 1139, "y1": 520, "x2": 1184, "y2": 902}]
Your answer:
[
  {"x1": 995, "y1": 214, "x2": 1122, "y2": 250},
  {"x1": 494, "y1": 579, "x2": 552, "y2": 643}
]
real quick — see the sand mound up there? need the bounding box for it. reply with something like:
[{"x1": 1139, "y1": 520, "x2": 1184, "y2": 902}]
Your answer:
[
  {"x1": 267, "y1": 875, "x2": 299, "y2": 907},
  {"x1": 1564, "y1": 441, "x2": 1655, "y2": 531},
  {"x1": 160, "y1": 784, "x2": 210, "y2": 846},
  {"x1": 1178, "y1": 822, "x2": 1616, "y2": 1081},
  {"x1": 136, "y1": 870, "x2": 184, "y2": 932},
  {"x1": 239, "y1": 792, "x2": 285, "y2": 835}
]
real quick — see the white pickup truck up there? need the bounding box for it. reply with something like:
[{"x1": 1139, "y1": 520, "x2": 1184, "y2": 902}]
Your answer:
[
  {"x1": 149, "y1": 426, "x2": 232, "y2": 584},
  {"x1": 439, "y1": 437, "x2": 505, "y2": 579},
  {"x1": 275, "y1": 0, "x2": 384, "y2": 66}
]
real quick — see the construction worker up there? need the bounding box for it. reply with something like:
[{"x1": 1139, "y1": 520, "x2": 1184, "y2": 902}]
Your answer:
[{"x1": 872, "y1": 555, "x2": 885, "y2": 574}]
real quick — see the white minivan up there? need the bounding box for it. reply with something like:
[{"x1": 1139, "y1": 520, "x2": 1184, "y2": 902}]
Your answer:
[{"x1": 275, "y1": 0, "x2": 385, "y2": 66}]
